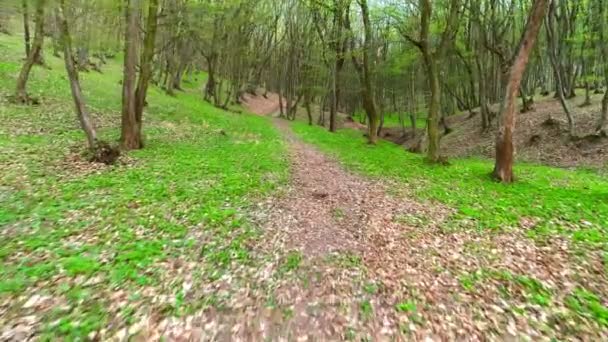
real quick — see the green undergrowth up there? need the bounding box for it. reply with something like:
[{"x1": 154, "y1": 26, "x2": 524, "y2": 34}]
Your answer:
[
  {"x1": 0, "y1": 34, "x2": 287, "y2": 338},
  {"x1": 291, "y1": 122, "x2": 608, "y2": 249}
]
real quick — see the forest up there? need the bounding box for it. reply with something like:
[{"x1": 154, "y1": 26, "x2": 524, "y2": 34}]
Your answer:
[{"x1": 0, "y1": 0, "x2": 607, "y2": 340}]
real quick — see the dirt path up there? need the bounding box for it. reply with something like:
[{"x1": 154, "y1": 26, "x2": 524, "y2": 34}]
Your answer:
[
  {"x1": 143, "y1": 119, "x2": 607, "y2": 341},
  {"x1": 241, "y1": 93, "x2": 282, "y2": 116}
]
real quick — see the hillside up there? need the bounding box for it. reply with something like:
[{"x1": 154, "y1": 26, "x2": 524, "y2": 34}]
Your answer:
[{"x1": 380, "y1": 95, "x2": 608, "y2": 169}]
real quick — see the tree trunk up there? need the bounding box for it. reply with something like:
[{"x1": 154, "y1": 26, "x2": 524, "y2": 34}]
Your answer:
[
  {"x1": 22, "y1": 0, "x2": 31, "y2": 58},
  {"x1": 56, "y1": 0, "x2": 97, "y2": 148},
  {"x1": 424, "y1": 57, "x2": 441, "y2": 161},
  {"x1": 351, "y1": 0, "x2": 379, "y2": 144},
  {"x1": 204, "y1": 55, "x2": 217, "y2": 102},
  {"x1": 305, "y1": 93, "x2": 313, "y2": 126},
  {"x1": 475, "y1": 50, "x2": 491, "y2": 130},
  {"x1": 494, "y1": 0, "x2": 548, "y2": 183},
  {"x1": 546, "y1": 0, "x2": 575, "y2": 136},
  {"x1": 596, "y1": 0, "x2": 608, "y2": 135},
  {"x1": 14, "y1": 0, "x2": 45, "y2": 104},
  {"x1": 120, "y1": 0, "x2": 140, "y2": 150},
  {"x1": 127, "y1": 0, "x2": 159, "y2": 150},
  {"x1": 329, "y1": 62, "x2": 339, "y2": 132}
]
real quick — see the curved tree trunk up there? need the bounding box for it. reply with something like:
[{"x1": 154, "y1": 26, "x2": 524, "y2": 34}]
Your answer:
[
  {"x1": 56, "y1": 0, "x2": 97, "y2": 148},
  {"x1": 15, "y1": 0, "x2": 45, "y2": 104},
  {"x1": 494, "y1": 0, "x2": 548, "y2": 183}
]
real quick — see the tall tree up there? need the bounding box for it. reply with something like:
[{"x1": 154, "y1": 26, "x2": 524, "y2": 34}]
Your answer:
[
  {"x1": 22, "y1": 0, "x2": 30, "y2": 57},
  {"x1": 121, "y1": 0, "x2": 159, "y2": 150},
  {"x1": 493, "y1": 0, "x2": 549, "y2": 183},
  {"x1": 545, "y1": 0, "x2": 575, "y2": 136},
  {"x1": 351, "y1": 0, "x2": 379, "y2": 144},
  {"x1": 596, "y1": 0, "x2": 608, "y2": 136},
  {"x1": 14, "y1": 0, "x2": 45, "y2": 104},
  {"x1": 55, "y1": 0, "x2": 97, "y2": 149},
  {"x1": 398, "y1": 0, "x2": 461, "y2": 163},
  {"x1": 120, "y1": 0, "x2": 139, "y2": 149}
]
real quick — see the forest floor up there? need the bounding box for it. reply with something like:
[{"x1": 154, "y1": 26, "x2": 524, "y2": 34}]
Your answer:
[{"x1": 1, "y1": 31, "x2": 608, "y2": 340}]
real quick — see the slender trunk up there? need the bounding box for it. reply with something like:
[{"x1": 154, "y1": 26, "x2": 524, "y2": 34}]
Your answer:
[
  {"x1": 494, "y1": 0, "x2": 548, "y2": 183},
  {"x1": 15, "y1": 0, "x2": 45, "y2": 104},
  {"x1": 351, "y1": 0, "x2": 378, "y2": 144},
  {"x1": 128, "y1": 0, "x2": 159, "y2": 150},
  {"x1": 204, "y1": 55, "x2": 216, "y2": 102},
  {"x1": 377, "y1": 111, "x2": 385, "y2": 137},
  {"x1": 56, "y1": 0, "x2": 97, "y2": 148},
  {"x1": 278, "y1": 86, "x2": 285, "y2": 118},
  {"x1": 329, "y1": 62, "x2": 338, "y2": 132},
  {"x1": 120, "y1": 0, "x2": 139, "y2": 150},
  {"x1": 425, "y1": 58, "x2": 441, "y2": 161},
  {"x1": 546, "y1": 1, "x2": 575, "y2": 136},
  {"x1": 475, "y1": 52, "x2": 490, "y2": 130},
  {"x1": 22, "y1": 0, "x2": 31, "y2": 58},
  {"x1": 581, "y1": 30, "x2": 592, "y2": 107},
  {"x1": 520, "y1": 86, "x2": 533, "y2": 113},
  {"x1": 410, "y1": 113, "x2": 417, "y2": 138},
  {"x1": 596, "y1": 0, "x2": 608, "y2": 134},
  {"x1": 318, "y1": 93, "x2": 326, "y2": 126},
  {"x1": 305, "y1": 93, "x2": 313, "y2": 126}
]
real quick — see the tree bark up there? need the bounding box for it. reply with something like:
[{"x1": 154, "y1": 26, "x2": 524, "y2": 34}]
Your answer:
[
  {"x1": 596, "y1": 0, "x2": 608, "y2": 135},
  {"x1": 120, "y1": 0, "x2": 139, "y2": 150},
  {"x1": 22, "y1": 0, "x2": 31, "y2": 57},
  {"x1": 14, "y1": 0, "x2": 45, "y2": 104},
  {"x1": 351, "y1": 0, "x2": 379, "y2": 144},
  {"x1": 122, "y1": 0, "x2": 159, "y2": 151},
  {"x1": 545, "y1": 0, "x2": 575, "y2": 136},
  {"x1": 494, "y1": 0, "x2": 548, "y2": 183},
  {"x1": 56, "y1": 0, "x2": 97, "y2": 148}
]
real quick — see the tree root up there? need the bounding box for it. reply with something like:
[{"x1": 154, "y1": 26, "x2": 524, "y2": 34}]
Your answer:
[{"x1": 88, "y1": 141, "x2": 120, "y2": 165}]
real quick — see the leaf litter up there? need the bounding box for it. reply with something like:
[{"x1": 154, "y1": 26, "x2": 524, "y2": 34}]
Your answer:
[{"x1": 2, "y1": 119, "x2": 607, "y2": 340}]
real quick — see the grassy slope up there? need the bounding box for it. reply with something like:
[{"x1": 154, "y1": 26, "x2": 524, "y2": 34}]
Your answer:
[
  {"x1": 0, "y1": 34, "x2": 286, "y2": 338},
  {"x1": 292, "y1": 123, "x2": 608, "y2": 248}
]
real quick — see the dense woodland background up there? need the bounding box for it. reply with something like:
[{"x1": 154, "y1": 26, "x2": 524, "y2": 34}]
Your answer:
[
  {"x1": 1, "y1": 0, "x2": 608, "y2": 340},
  {"x1": 3, "y1": 0, "x2": 608, "y2": 179}
]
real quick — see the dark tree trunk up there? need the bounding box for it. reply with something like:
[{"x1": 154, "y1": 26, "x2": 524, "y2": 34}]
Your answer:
[
  {"x1": 22, "y1": 0, "x2": 31, "y2": 58},
  {"x1": 494, "y1": 0, "x2": 548, "y2": 183},
  {"x1": 305, "y1": 93, "x2": 313, "y2": 126},
  {"x1": 204, "y1": 55, "x2": 217, "y2": 103}
]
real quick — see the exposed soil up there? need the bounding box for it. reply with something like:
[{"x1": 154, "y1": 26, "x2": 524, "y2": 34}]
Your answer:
[
  {"x1": 241, "y1": 90, "x2": 354, "y2": 129},
  {"x1": 241, "y1": 91, "x2": 283, "y2": 116},
  {"x1": 383, "y1": 95, "x2": 608, "y2": 169},
  {"x1": 136, "y1": 119, "x2": 607, "y2": 340}
]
